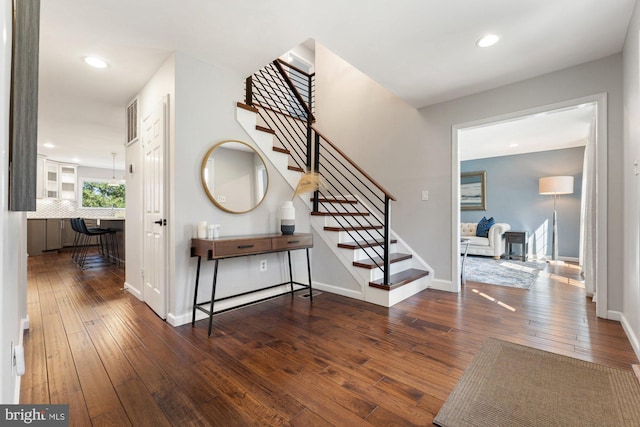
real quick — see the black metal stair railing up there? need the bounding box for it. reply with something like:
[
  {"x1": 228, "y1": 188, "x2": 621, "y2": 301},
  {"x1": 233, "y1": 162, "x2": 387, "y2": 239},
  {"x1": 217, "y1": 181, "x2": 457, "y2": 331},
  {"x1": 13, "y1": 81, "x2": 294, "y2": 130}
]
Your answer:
[{"x1": 245, "y1": 59, "x2": 396, "y2": 285}]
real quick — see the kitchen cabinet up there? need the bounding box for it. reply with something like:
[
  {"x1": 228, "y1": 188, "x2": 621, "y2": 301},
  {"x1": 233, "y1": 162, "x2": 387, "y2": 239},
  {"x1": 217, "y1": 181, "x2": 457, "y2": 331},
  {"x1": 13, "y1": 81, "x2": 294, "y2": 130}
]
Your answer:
[
  {"x1": 59, "y1": 165, "x2": 77, "y2": 200},
  {"x1": 46, "y1": 219, "x2": 63, "y2": 250},
  {"x1": 36, "y1": 158, "x2": 78, "y2": 200},
  {"x1": 45, "y1": 162, "x2": 59, "y2": 198},
  {"x1": 27, "y1": 219, "x2": 46, "y2": 256},
  {"x1": 61, "y1": 219, "x2": 76, "y2": 247},
  {"x1": 36, "y1": 155, "x2": 46, "y2": 199},
  {"x1": 27, "y1": 218, "x2": 68, "y2": 255}
]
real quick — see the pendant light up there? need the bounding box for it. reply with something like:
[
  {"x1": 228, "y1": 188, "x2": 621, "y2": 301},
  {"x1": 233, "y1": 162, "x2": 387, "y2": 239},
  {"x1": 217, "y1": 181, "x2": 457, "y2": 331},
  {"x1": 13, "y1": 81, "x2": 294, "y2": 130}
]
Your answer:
[{"x1": 109, "y1": 152, "x2": 119, "y2": 186}]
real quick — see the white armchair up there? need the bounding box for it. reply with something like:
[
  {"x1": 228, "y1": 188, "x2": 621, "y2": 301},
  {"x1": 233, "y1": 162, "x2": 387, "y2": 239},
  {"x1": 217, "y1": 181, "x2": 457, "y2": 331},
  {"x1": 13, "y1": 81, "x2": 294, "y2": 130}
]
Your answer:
[{"x1": 460, "y1": 222, "x2": 511, "y2": 259}]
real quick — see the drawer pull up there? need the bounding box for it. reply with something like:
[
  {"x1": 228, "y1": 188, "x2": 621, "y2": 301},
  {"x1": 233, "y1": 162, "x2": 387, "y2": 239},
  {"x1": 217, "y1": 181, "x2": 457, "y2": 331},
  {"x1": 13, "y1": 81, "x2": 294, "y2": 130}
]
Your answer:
[
  {"x1": 288, "y1": 240, "x2": 300, "y2": 244},
  {"x1": 238, "y1": 244, "x2": 254, "y2": 249}
]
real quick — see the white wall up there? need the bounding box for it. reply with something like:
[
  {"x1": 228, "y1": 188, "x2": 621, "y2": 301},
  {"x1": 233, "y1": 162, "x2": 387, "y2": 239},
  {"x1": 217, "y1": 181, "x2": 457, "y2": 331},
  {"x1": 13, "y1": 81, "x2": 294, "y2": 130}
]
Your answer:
[
  {"x1": 0, "y1": 0, "x2": 28, "y2": 403},
  {"x1": 622, "y1": 0, "x2": 640, "y2": 357},
  {"x1": 126, "y1": 51, "x2": 312, "y2": 325},
  {"x1": 315, "y1": 45, "x2": 624, "y2": 306}
]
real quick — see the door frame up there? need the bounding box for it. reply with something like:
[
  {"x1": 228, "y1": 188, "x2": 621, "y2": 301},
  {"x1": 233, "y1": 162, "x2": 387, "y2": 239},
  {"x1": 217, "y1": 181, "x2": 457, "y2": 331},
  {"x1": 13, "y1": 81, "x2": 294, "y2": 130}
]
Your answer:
[{"x1": 451, "y1": 93, "x2": 608, "y2": 318}]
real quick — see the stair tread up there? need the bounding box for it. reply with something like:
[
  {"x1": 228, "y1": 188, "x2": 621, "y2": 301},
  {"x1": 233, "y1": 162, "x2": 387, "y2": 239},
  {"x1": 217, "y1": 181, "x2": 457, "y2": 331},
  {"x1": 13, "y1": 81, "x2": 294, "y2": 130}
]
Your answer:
[
  {"x1": 312, "y1": 198, "x2": 358, "y2": 204},
  {"x1": 288, "y1": 165, "x2": 304, "y2": 172},
  {"x1": 324, "y1": 225, "x2": 381, "y2": 232},
  {"x1": 237, "y1": 101, "x2": 258, "y2": 113},
  {"x1": 256, "y1": 125, "x2": 275, "y2": 134},
  {"x1": 369, "y1": 268, "x2": 429, "y2": 291},
  {"x1": 353, "y1": 253, "x2": 413, "y2": 269},
  {"x1": 273, "y1": 146, "x2": 290, "y2": 154},
  {"x1": 338, "y1": 239, "x2": 398, "y2": 250},
  {"x1": 311, "y1": 211, "x2": 370, "y2": 217}
]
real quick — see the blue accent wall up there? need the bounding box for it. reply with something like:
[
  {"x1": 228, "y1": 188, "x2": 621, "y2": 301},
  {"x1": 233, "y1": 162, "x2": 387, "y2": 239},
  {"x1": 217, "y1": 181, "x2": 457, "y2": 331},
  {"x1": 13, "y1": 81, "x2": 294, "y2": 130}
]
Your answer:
[{"x1": 461, "y1": 146, "x2": 584, "y2": 259}]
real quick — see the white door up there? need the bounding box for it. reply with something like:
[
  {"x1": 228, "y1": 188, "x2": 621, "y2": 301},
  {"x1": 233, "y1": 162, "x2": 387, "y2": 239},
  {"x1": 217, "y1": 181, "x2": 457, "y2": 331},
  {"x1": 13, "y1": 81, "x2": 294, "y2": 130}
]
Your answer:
[{"x1": 142, "y1": 98, "x2": 167, "y2": 318}]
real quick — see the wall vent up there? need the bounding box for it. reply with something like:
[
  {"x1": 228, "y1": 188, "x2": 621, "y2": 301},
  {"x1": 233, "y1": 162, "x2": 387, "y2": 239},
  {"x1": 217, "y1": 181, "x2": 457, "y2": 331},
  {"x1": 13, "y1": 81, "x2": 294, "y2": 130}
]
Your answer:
[{"x1": 126, "y1": 97, "x2": 138, "y2": 145}]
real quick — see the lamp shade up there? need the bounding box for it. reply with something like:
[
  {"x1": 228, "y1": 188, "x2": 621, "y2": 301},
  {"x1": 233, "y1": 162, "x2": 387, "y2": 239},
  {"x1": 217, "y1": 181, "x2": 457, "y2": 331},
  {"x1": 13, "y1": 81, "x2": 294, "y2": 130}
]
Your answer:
[{"x1": 539, "y1": 176, "x2": 574, "y2": 195}]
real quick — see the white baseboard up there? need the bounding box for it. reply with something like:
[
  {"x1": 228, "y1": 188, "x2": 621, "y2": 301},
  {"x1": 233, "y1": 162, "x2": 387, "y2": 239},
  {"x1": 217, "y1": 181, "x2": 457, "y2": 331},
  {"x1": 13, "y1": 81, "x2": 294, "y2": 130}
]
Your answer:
[
  {"x1": 429, "y1": 278, "x2": 457, "y2": 292},
  {"x1": 313, "y1": 281, "x2": 363, "y2": 301},
  {"x1": 613, "y1": 310, "x2": 640, "y2": 362},
  {"x1": 21, "y1": 315, "x2": 29, "y2": 331},
  {"x1": 13, "y1": 316, "x2": 29, "y2": 403},
  {"x1": 124, "y1": 282, "x2": 142, "y2": 300},
  {"x1": 167, "y1": 284, "x2": 309, "y2": 327}
]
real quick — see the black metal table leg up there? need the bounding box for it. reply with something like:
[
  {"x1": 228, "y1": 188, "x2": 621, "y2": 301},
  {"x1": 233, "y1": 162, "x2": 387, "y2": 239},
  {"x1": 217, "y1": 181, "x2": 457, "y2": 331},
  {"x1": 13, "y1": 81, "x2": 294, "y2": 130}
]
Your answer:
[
  {"x1": 207, "y1": 259, "x2": 219, "y2": 337},
  {"x1": 306, "y1": 248, "x2": 313, "y2": 301},
  {"x1": 191, "y1": 255, "x2": 202, "y2": 327},
  {"x1": 287, "y1": 250, "x2": 294, "y2": 294}
]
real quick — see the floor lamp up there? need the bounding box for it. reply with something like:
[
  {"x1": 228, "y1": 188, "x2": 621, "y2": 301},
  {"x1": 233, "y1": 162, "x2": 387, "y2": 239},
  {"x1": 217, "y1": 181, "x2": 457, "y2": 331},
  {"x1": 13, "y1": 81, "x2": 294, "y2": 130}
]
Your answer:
[{"x1": 539, "y1": 176, "x2": 574, "y2": 262}]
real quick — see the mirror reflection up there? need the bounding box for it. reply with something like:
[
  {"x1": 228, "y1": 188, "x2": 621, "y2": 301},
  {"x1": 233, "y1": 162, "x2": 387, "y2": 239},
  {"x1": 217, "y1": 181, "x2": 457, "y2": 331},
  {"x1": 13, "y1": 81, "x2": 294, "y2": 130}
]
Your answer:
[{"x1": 201, "y1": 140, "x2": 268, "y2": 213}]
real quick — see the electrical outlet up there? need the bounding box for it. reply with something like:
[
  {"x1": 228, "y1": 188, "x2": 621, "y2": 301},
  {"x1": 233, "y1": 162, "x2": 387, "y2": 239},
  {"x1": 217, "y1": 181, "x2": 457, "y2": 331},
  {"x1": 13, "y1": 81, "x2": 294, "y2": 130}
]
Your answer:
[
  {"x1": 216, "y1": 195, "x2": 226, "y2": 203},
  {"x1": 259, "y1": 259, "x2": 267, "y2": 272}
]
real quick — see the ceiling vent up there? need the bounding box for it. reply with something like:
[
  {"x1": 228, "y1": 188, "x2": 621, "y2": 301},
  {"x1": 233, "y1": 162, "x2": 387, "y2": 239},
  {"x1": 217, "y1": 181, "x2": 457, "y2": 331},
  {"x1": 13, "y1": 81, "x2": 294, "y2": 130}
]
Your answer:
[{"x1": 126, "y1": 97, "x2": 138, "y2": 145}]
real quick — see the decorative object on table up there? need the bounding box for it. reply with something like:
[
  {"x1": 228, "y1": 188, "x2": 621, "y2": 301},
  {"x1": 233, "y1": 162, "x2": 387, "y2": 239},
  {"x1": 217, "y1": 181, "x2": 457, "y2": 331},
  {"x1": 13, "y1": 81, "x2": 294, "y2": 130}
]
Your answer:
[
  {"x1": 280, "y1": 201, "x2": 296, "y2": 235},
  {"x1": 460, "y1": 171, "x2": 486, "y2": 211},
  {"x1": 281, "y1": 171, "x2": 321, "y2": 235},
  {"x1": 434, "y1": 337, "x2": 640, "y2": 427},
  {"x1": 460, "y1": 256, "x2": 546, "y2": 289},
  {"x1": 539, "y1": 176, "x2": 573, "y2": 261},
  {"x1": 197, "y1": 221, "x2": 207, "y2": 239}
]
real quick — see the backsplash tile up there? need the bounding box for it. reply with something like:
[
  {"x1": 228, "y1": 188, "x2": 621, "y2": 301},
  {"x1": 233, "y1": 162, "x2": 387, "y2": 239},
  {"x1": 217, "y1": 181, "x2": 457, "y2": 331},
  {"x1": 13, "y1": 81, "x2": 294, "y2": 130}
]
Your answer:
[{"x1": 27, "y1": 199, "x2": 125, "y2": 219}]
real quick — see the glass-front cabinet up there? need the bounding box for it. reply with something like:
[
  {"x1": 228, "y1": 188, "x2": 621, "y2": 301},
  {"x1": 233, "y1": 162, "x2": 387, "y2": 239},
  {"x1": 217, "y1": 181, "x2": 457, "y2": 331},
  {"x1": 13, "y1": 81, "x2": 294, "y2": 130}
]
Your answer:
[{"x1": 37, "y1": 158, "x2": 77, "y2": 200}]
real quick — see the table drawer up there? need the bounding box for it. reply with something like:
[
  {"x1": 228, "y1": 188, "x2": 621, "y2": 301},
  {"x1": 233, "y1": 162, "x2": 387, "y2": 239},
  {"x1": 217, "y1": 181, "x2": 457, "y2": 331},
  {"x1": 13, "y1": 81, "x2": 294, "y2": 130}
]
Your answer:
[
  {"x1": 506, "y1": 233, "x2": 526, "y2": 243},
  {"x1": 213, "y1": 238, "x2": 272, "y2": 257},
  {"x1": 272, "y1": 234, "x2": 313, "y2": 250}
]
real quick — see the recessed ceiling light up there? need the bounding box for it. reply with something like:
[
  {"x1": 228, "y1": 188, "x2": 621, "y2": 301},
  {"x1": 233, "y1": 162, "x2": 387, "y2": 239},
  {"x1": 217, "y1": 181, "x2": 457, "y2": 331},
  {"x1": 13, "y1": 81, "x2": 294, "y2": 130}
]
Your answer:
[
  {"x1": 509, "y1": 143, "x2": 519, "y2": 148},
  {"x1": 476, "y1": 34, "x2": 500, "y2": 48},
  {"x1": 71, "y1": 158, "x2": 80, "y2": 163},
  {"x1": 84, "y1": 56, "x2": 108, "y2": 69},
  {"x1": 43, "y1": 142, "x2": 55, "y2": 148}
]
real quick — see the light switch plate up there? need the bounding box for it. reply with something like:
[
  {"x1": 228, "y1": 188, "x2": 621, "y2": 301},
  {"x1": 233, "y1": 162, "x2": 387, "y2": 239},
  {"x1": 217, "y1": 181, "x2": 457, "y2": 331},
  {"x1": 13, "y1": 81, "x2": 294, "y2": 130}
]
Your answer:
[{"x1": 421, "y1": 190, "x2": 429, "y2": 201}]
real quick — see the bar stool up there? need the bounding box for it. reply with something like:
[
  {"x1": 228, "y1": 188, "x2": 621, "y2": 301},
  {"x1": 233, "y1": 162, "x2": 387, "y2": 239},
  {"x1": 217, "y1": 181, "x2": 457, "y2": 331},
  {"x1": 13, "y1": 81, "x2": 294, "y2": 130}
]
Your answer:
[{"x1": 75, "y1": 218, "x2": 111, "y2": 269}]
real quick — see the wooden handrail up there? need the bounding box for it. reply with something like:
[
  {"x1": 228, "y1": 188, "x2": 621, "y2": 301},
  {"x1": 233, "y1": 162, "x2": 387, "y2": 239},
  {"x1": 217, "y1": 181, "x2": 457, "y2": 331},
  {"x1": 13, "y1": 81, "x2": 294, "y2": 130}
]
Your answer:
[
  {"x1": 273, "y1": 60, "x2": 316, "y2": 123},
  {"x1": 276, "y1": 58, "x2": 315, "y2": 78},
  {"x1": 312, "y1": 126, "x2": 397, "y2": 202}
]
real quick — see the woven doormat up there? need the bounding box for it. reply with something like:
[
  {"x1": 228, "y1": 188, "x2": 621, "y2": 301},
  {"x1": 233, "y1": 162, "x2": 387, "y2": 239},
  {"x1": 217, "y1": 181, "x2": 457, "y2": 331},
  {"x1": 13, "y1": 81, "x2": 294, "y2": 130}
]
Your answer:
[{"x1": 434, "y1": 338, "x2": 640, "y2": 427}]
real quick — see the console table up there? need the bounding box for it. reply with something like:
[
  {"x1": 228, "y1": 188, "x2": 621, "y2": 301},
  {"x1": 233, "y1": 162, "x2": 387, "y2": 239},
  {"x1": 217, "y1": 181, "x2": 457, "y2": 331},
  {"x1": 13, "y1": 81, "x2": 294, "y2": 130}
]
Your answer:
[{"x1": 190, "y1": 233, "x2": 313, "y2": 336}]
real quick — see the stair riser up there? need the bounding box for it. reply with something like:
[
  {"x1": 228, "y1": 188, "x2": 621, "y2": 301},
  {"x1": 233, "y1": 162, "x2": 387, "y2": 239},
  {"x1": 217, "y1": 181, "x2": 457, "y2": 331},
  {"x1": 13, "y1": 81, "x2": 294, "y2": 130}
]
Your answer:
[
  {"x1": 352, "y1": 245, "x2": 397, "y2": 261},
  {"x1": 323, "y1": 215, "x2": 378, "y2": 228},
  {"x1": 365, "y1": 259, "x2": 414, "y2": 281},
  {"x1": 315, "y1": 202, "x2": 359, "y2": 213},
  {"x1": 335, "y1": 229, "x2": 384, "y2": 244}
]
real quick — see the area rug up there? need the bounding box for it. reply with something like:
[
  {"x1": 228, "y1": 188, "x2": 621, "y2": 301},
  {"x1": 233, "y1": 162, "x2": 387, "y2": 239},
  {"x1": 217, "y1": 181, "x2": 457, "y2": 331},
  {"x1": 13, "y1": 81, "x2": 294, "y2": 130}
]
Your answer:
[
  {"x1": 434, "y1": 338, "x2": 640, "y2": 427},
  {"x1": 462, "y1": 256, "x2": 545, "y2": 289}
]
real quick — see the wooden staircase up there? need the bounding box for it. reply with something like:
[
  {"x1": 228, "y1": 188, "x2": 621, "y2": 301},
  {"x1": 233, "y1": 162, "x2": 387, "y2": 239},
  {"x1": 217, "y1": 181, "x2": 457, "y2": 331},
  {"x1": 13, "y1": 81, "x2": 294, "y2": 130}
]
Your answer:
[{"x1": 236, "y1": 102, "x2": 432, "y2": 307}]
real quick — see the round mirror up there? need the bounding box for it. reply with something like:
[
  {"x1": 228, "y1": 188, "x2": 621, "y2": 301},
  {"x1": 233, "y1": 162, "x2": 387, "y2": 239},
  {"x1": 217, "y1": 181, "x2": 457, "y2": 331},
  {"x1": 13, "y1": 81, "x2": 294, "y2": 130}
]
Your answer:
[{"x1": 201, "y1": 140, "x2": 269, "y2": 213}]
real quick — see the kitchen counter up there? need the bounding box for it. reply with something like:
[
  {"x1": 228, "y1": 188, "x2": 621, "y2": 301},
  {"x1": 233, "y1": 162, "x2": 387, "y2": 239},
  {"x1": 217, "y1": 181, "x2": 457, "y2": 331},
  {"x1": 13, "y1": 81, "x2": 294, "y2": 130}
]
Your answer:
[{"x1": 27, "y1": 218, "x2": 125, "y2": 264}]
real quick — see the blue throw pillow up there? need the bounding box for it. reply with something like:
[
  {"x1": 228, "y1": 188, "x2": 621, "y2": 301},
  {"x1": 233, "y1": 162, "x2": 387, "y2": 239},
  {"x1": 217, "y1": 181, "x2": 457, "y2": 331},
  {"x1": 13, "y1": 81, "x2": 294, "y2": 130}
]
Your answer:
[{"x1": 476, "y1": 217, "x2": 495, "y2": 238}]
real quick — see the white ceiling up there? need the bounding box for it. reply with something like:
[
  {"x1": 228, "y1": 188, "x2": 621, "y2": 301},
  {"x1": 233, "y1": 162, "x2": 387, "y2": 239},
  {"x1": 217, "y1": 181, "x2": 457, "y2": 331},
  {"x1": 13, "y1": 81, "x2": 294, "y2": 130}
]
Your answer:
[
  {"x1": 459, "y1": 103, "x2": 595, "y2": 161},
  {"x1": 37, "y1": 0, "x2": 636, "y2": 169}
]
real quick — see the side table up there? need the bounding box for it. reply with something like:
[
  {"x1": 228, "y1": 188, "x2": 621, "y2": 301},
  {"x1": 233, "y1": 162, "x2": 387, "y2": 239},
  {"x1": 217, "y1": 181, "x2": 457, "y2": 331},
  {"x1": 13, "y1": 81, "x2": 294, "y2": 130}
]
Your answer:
[{"x1": 504, "y1": 231, "x2": 528, "y2": 262}]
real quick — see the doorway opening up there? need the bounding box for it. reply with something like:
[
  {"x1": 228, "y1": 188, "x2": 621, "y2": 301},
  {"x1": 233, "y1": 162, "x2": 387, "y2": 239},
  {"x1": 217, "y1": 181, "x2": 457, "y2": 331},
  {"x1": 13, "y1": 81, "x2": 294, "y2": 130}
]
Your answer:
[{"x1": 452, "y1": 94, "x2": 608, "y2": 317}]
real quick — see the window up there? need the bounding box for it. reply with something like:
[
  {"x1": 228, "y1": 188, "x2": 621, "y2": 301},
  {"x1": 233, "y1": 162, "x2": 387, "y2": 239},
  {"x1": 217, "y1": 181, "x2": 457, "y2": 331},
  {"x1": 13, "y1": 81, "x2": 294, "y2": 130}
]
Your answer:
[{"x1": 81, "y1": 179, "x2": 126, "y2": 208}]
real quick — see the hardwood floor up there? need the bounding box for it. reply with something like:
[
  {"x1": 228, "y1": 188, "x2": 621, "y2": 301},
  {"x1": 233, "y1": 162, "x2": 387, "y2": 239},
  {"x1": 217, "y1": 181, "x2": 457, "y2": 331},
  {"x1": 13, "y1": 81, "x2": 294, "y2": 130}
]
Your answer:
[{"x1": 20, "y1": 252, "x2": 638, "y2": 426}]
